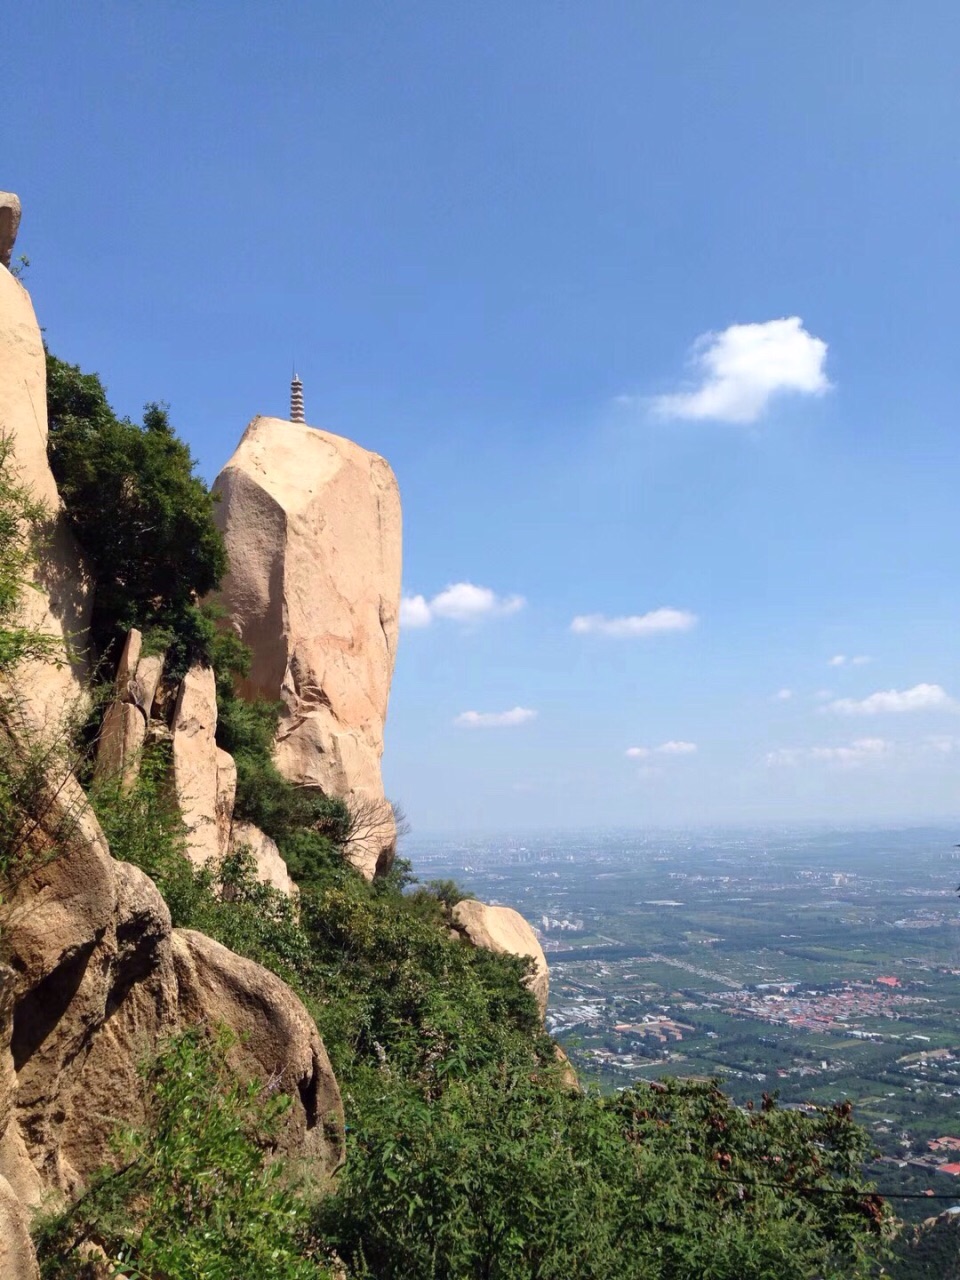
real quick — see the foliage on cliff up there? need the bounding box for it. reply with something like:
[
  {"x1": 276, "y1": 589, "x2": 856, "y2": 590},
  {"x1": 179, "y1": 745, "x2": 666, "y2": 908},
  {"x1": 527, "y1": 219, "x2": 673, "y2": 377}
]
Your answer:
[
  {"x1": 75, "y1": 744, "x2": 891, "y2": 1280},
  {"x1": 34, "y1": 1028, "x2": 334, "y2": 1280},
  {"x1": 45, "y1": 353, "x2": 226, "y2": 674},
  {"x1": 0, "y1": 433, "x2": 61, "y2": 674}
]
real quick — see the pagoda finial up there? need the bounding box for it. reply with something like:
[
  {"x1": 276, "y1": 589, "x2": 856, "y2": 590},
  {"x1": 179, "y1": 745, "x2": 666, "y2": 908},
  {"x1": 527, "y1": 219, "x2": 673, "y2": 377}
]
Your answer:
[{"x1": 290, "y1": 370, "x2": 305, "y2": 423}]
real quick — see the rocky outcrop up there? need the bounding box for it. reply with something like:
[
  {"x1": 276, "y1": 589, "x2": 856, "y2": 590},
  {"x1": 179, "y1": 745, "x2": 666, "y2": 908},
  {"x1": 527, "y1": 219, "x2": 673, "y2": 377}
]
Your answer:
[
  {"x1": 0, "y1": 1173, "x2": 39, "y2": 1280},
  {"x1": 0, "y1": 745, "x2": 344, "y2": 1205},
  {"x1": 0, "y1": 232, "x2": 90, "y2": 724},
  {"x1": 0, "y1": 192, "x2": 21, "y2": 270},
  {"x1": 94, "y1": 629, "x2": 165, "y2": 789},
  {"x1": 172, "y1": 930, "x2": 340, "y2": 1165},
  {"x1": 215, "y1": 747, "x2": 237, "y2": 856},
  {"x1": 229, "y1": 821, "x2": 297, "y2": 896},
  {"x1": 452, "y1": 899, "x2": 550, "y2": 1019},
  {"x1": 171, "y1": 664, "x2": 221, "y2": 867},
  {"x1": 212, "y1": 416, "x2": 402, "y2": 881}
]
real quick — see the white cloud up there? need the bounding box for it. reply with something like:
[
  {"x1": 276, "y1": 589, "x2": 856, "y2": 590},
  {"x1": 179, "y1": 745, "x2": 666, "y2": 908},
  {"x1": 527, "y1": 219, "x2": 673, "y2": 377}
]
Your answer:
[
  {"x1": 829, "y1": 654, "x2": 871, "y2": 668},
  {"x1": 400, "y1": 594, "x2": 433, "y2": 628},
  {"x1": 651, "y1": 317, "x2": 830, "y2": 424},
  {"x1": 828, "y1": 654, "x2": 846, "y2": 667},
  {"x1": 625, "y1": 741, "x2": 697, "y2": 758},
  {"x1": 810, "y1": 738, "x2": 889, "y2": 765},
  {"x1": 454, "y1": 707, "x2": 537, "y2": 729},
  {"x1": 571, "y1": 607, "x2": 698, "y2": 637},
  {"x1": 773, "y1": 688, "x2": 793, "y2": 701},
  {"x1": 401, "y1": 582, "x2": 525, "y2": 628},
  {"x1": 827, "y1": 684, "x2": 956, "y2": 715},
  {"x1": 766, "y1": 738, "x2": 890, "y2": 768}
]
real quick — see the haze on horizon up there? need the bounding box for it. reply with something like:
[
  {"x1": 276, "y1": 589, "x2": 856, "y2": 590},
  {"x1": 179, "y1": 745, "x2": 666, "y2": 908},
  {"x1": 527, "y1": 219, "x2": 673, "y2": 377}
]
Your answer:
[{"x1": 7, "y1": 3, "x2": 960, "y2": 832}]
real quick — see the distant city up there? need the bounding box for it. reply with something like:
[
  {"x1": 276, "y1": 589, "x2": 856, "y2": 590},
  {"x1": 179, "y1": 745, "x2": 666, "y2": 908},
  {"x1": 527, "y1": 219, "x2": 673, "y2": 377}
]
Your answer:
[{"x1": 406, "y1": 825, "x2": 960, "y2": 1219}]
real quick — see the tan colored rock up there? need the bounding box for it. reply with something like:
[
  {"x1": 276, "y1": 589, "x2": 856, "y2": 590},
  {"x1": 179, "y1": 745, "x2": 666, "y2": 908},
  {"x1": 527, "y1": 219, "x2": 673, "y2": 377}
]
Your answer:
[
  {"x1": 115, "y1": 629, "x2": 164, "y2": 716},
  {"x1": 171, "y1": 665, "x2": 220, "y2": 867},
  {"x1": 0, "y1": 735, "x2": 344, "y2": 1201},
  {"x1": 552, "y1": 1044, "x2": 580, "y2": 1092},
  {"x1": 114, "y1": 627, "x2": 143, "y2": 689},
  {"x1": 212, "y1": 416, "x2": 402, "y2": 881},
  {"x1": 452, "y1": 899, "x2": 550, "y2": 1019},
  {"x1": 172, "y1": 930, "x2": 343, "y2": 1174},
  {"x1": 94, "y1": 701, "x2": 146, "y2": 789},
  {"x1": 94, "y1": 630, "x2": 167, "y2": 790},
  {"x1": 0, "y1": 192, "x2": 21, "y2": 270},
  {"x1": 0, "y1": 1174, "x2": 40, "y2": 1280},
  {"x1": 216, "y1": 747, "x2": 237, "y2": 856},
  {"x1": 230, "y1": 820, "x2": 296, "y2": 897},
  {"x1": 132, "y1": 653, "x2": 164, "y2": 714},
  {"x1": 0, "y1": 253, "x2": 91, "y2": 726}
]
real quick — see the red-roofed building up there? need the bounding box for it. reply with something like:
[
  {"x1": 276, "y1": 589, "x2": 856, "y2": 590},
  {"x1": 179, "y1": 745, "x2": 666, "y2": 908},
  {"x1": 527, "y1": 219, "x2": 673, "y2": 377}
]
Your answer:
[
  {"x1": 938, "y1": 1163, "x2": 960, "y2": 1176},
  {"x1": 876, "y1": 976, "x2": 900, "y2": 987}
]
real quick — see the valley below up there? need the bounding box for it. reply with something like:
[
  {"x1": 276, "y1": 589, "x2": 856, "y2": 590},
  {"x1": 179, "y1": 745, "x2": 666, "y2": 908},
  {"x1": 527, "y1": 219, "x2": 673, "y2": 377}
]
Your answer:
[{"x1": 411, "y1": 824, "x2": 960, "y2": 1221}]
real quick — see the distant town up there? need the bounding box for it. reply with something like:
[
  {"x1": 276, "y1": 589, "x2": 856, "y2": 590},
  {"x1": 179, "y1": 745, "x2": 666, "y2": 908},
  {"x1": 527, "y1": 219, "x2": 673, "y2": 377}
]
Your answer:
[{"x1": 409, "y1": 824, "x2": 960, "y2": 1219}]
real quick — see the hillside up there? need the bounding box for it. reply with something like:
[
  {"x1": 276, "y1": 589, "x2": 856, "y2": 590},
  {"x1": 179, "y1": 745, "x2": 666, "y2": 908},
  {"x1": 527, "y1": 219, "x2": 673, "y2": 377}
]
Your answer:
[{"x1": 0, "y1": 196, "x2": 892, "y2": 1279}]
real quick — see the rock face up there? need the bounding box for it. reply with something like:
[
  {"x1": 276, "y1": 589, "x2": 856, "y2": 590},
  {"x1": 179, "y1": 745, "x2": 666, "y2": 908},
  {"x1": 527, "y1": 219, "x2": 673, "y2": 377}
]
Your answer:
[
  {"x1": 0, "y1": 225, "x2": 91, "y2": 724},
  {"x1": 0, "y1": 741, "x2": 345, "y2": 1206},
  {"x1": 215, "y1": 747, "x2": 237, "y2": 856},
  {"x1": 172, "y1": 930, "x2": 340, "y2": 1165},
  {"x1": 0, "y1": 1173, "x2": 39, "y2": 1280},
  {"x1": 171, "y1": 664, "x2": 221, "y2": 867},
  {"x1": 0, "y1": 192, "x2": 21, "y2": 269},
  {"x1": 452, "y1": 899, "x2": 550, "y2": 1019},
  {"x1": 94, "y1": 627, "x2": 166, "y2": 789},
  {"x1": 230, "y1": 821, "x2": 297, "y2": 897},
  {"x1": 212, "y1": 416, "x2": 402, "y2": 881}
]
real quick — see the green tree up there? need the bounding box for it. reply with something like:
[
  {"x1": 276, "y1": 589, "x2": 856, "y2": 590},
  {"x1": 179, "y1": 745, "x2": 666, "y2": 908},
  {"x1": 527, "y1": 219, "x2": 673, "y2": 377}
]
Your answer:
[{"x1": 45, "y1": 354, "x2": 227, "y2": 674}]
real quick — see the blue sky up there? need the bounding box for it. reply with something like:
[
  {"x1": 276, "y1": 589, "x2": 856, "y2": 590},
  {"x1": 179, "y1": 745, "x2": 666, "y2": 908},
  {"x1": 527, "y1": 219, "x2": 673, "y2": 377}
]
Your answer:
[{"x1": 8, "y1": 2, "x2": 960, "y2": 831}]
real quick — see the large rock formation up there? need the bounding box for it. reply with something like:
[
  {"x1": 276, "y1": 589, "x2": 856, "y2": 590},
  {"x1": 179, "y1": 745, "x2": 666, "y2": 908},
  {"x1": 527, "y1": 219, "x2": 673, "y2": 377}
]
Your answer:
[
  {"x1": 452, "y1": 899, "x2": 550, "y2": 1019},
  {"x1": 0, "y1": 226, "x2": 344, "y2": 1272},
  {"x1": 0, "y1": 222, "x2": 90, "y2": 724},
  {"x1": 212, "y1": 416, "x2": 402, "y2": 880},
  {"x1": 171, "y1": 664, "x2": 221, "y2": 867},
  {"x1": 94, "y1": 629, "x2": 166, "y2": 790},
  {"x1": 229, "y1": 821, "x2": 297, "y2": 896},
  {"x1": 0, "y1": 746, "x2": 344, "y2": 1205},
  {"x1": 0, "y1": 192, "x2": 21, "y2": 270}
]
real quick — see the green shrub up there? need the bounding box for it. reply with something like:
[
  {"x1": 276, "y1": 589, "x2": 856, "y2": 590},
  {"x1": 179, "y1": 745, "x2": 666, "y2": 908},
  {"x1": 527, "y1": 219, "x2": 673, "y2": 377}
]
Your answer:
[
  {"x1": 324, "y1": 1073, "x2": 887, "y2": 1280},
  {"x1": 33, "y1": 1026, "x2": 334, "y2": 1280},
  {"x1": 0, "y1": 433, "x2": 62, "y2": 675},
  {"x1": 45, "y1": 354, "x2": 226, "y2": 674}
]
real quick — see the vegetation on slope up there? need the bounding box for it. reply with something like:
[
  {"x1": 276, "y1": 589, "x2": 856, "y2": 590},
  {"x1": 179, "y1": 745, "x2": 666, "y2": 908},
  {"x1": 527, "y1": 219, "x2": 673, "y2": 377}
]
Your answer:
[
  {"x1": 0, "y1": 432, "x2": 61, "y2": 674},
  {"x1": 0, "y1": 361, "x2": 900, "y2": 1278},
  {"x1": 34, "y1": 1028, "x2": 335, "y2": 1280}
]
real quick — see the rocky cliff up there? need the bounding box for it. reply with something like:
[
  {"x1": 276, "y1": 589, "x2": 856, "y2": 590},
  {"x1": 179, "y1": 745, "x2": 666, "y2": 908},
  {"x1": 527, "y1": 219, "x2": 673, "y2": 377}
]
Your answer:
[
  {"x1": 212, "y1": 416, "x2": 402, "y2": 880},
  {"x1": 0, "y1": 197, "x2": 555, "y2": 1276},
  {"x1": 0, "y1": 206, "x2": 344, "y2": 1273},
  {"x1": 0, "y1": 227, "x2": 91, "y2": 728}
]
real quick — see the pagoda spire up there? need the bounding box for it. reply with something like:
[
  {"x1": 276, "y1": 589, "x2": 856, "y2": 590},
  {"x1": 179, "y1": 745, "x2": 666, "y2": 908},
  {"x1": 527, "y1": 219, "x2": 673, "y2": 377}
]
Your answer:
[{"x1": 290, "y1": 371, "x2": 305, "y2": 423}]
